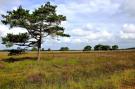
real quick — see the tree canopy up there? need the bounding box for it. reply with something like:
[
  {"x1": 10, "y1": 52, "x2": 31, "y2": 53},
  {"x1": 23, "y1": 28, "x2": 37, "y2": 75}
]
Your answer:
[
  {"x1": 112, "y1": 45, "x2": 119, "y2": 50},
  {"x1": 60, "y1": 47, "x2": 69, "y2": 51},
  {"x1": 83, "y1": 45, "x2": 92, "y2": 51},
  {"x1": 94, "y1": 44, "x2": 111, "y2": 51},
  {"x1": 1, "y1": 2, "x2": 70, "y2": 60}
]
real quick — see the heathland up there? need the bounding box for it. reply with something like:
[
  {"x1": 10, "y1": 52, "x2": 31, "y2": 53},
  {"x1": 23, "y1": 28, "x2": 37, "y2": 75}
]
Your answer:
[{"x1": 0, "y1": 51, "x2": 135, "y2": 89}]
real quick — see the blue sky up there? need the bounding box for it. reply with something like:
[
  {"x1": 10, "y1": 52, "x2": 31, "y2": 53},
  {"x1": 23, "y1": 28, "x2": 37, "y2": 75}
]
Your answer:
[{"x1": 0, "y1": 0, "x2": 135, "y2": 50}]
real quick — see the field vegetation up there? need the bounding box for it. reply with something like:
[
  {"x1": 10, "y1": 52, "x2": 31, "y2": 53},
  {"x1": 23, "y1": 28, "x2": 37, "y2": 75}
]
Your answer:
[{"x1": 0, "y1": 51, "x2": 135, "y2": 89}]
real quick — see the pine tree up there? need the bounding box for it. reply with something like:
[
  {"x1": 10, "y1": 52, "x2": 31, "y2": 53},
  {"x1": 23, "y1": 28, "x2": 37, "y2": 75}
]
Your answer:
[{"x1": 1, "y1": 2, "x2": 70, "y2": 61}]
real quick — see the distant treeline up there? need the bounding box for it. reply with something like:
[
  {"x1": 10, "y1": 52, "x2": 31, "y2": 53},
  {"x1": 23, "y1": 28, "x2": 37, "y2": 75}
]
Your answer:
[
  {"x1": 31, "y1": 44, "x2": 119, "y2": 51},
  {"x1": 126, "y1": 47, "x2": 135, "y2": 50},
  {"x1": 59, "y1": 44, "x2": 119, "y2": 51},
  {"x1": 83, "y1": 44, "x2": 119, "y2": 51},
  {"x1": 1, "y1": 45, "x2": 135, "y2": 52}
]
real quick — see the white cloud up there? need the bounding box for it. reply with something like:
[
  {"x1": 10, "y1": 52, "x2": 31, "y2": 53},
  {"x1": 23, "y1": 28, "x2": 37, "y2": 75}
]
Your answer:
[
  {"x1": 8, "y1": 27, "x2": 27, "y2": 34},
  {"x1": 120, "y1": 24, "x2": 135, "y2": 39},
  {"x1": 0, "y1": 0, "x2": 135, "y2": 49},
  {"x1": 57, "y1": 23, "x2": 113, "y2": 44},
  {"x1": 60, "y1": 37, "x2": 71, "y2": 43},
  {"x1": 0, "y1": 10, "x2": 6, "y2": 15},
  {"x1": 0, "y1": 23, "x2": 27, "y2": 37},
  {"x1": 0, "y1": 24, "x2": 9, "y2": 37},
  {"x1": 123, "y1": 24, "x2": 135, "y2": 33},
  {"x1": 57, "y1": 0, "x2": 120, "y2": 18},
  {"x1": 71, "y1": 28, "x2": 112, "y2": 40}
]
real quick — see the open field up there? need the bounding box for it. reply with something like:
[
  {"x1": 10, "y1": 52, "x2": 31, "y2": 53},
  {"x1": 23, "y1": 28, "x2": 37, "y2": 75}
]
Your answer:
[{"x1": 0, "y1": 51, "x2": 135, "y2": 89}]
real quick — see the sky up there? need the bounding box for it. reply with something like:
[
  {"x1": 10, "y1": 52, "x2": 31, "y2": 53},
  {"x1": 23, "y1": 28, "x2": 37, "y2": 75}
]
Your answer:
[{"x1": 0, "y1": 0, "x2": 135, "y2": 50}]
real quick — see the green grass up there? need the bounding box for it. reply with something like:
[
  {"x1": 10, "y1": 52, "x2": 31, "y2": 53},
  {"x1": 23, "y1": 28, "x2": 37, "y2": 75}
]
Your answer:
[{"x1": 0, "y1": 51, "x2": 135, "y2": 89}]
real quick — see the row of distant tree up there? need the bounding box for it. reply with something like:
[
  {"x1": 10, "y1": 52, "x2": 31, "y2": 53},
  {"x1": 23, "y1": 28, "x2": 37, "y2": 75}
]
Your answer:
[
  {"x1": 31, "y1": 44, "x2": 119, "y2": 51},
  {"x1": 31, "y1": 47, "x2": 69, "y2": 51},
  {"x1": 83, "y1": 44, "x2": 118, "y2": 51}
]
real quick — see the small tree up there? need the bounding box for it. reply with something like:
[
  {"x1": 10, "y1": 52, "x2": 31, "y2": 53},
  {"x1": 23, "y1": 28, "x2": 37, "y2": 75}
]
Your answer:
[
  {"x1": 94, "y1": 44, "x2": 111, "y2": 51},
  {"x1": 83, "y1": 45, "x2": 92, "y2": 51},
  {"x1": 47, "y1": 48, "x2": 51, "y2": 51},
  {"x1": 102, "y1": 45, "x2": 111, "y2": 50},
  {"x1": 112, "y1": 45, "x2": 118, "y2": 50},
  {"x1": 60, "y1": 47, "x2": 69, "y2": 51},
  {"x1": 1, "y1": 2, "x2": 70, "y2": 61},
  {"x1": 94, "y1": 44, "x2": 103, "y2": 50}
]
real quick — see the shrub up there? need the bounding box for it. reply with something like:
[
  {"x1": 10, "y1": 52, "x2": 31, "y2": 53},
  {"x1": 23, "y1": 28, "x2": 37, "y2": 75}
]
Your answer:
[
  {"x1": 60, "y1": 47, "x2": 69, "y2": 51},
  {"x1": 83, "y1": 45, "x2": 92, "y2": 51},
  {"x1": 112, "y1": 45, "x2": 119, "y2": 50},
  {"x1": 94, "y1": 44, "x2": 111, "y2": 51}
]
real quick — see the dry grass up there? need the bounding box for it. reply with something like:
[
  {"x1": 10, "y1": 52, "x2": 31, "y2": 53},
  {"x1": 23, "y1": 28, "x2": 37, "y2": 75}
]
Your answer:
[{"x1": 0, "y1": 51, "x2": 135, "y2": 89}]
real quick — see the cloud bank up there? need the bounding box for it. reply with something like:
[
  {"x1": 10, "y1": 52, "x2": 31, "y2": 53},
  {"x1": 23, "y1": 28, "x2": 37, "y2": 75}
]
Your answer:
[{"x1": 0, "y1": 0, "x2": 135, "y2": 49}]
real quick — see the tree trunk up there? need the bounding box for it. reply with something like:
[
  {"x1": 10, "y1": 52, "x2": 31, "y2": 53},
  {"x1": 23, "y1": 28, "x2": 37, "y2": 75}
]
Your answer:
[
  {"x1": 37, "y1": 36, "x2": 42, "y2": 61},
  {"x1": 37, "y1": 47, "x2": 41, "y2": 61},
  {"x1": 37, "y1": 23, "x2": 42, "y2": 61}
]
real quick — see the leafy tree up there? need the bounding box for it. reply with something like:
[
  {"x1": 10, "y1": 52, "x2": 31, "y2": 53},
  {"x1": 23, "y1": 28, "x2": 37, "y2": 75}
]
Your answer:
[
  {"x1": 60, "y1": 47, "x2": 69, "y2": 51},
  {"x1": 112, "y1": 45, "x2": 118, "y2": 50},
  {"x1": 94, "y1": 44, "x2": 103, "y2": 50},
  {"x1": 102, "y1": 45, "x2": 111, "y2": 50},
  {"x1": 47, "y1": 48, "x2": 51, "y2": 51},
  {"x1": 94, "y1": 44, "x2": 111, "y2": 51},
  {"x1": 83, "y1": 45, "x2": 92, "y2": 51},
  {"x1": 2, "y1": 33, "x2": 29, "y2": 47},
  {"x1": 1, "y1": 2, "x2": 70, "y2": 61}
]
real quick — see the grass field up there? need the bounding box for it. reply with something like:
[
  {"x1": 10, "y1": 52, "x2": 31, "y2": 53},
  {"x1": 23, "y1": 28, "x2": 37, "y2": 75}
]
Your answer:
[{"x1": 0, "y1": 51, "x2": 135, "y2": 89}]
